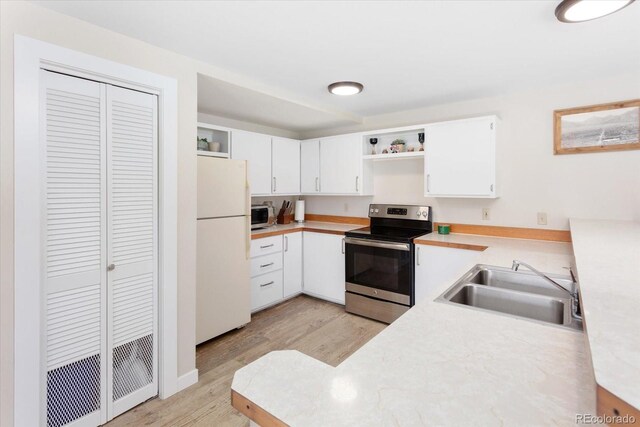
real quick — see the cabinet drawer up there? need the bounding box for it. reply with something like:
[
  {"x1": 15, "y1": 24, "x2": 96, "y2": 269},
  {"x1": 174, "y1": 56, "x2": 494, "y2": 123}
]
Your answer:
[
  {"x1": 250, "y1": 252, "x2": 283, "y2": 277},
  {"x1": 251, "y1": 270, "x2": 283, "y2": 311},
  {"x1": 250, "y1": 235, "x2": 282, "y2": 258}
]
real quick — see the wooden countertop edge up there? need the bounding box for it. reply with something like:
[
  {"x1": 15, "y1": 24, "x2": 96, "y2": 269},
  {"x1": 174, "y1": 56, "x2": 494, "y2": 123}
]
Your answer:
[
  {"x1": 596, "y1": 384, "x2": 640, "y2": 424},
  {"x1": 231, "y1": 389, "x2": 288, "y2": 427},
  {"x1": 251, "y1": 215, "x2": 571, "y2": 243},
  {"x1": 251, "y1": 228, "x2": 304, "y2": 239},
  {"x1": 251, "y1": 227, "x2": 347, "y2": 240},
  {"x1": 414, "y1": 239, "x2": 489, "y2": 251}
]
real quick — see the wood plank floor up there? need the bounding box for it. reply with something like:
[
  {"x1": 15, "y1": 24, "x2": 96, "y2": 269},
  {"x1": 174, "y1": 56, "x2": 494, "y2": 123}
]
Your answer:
[{"x1": 105, "y1": 295, "x2": 386, "y2": 426}]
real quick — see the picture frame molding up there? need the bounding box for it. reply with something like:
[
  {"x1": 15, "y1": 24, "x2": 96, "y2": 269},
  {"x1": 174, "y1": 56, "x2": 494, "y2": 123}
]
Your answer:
[{"x1": 553, "y1": 99, "x2": 640, "y2": 155}]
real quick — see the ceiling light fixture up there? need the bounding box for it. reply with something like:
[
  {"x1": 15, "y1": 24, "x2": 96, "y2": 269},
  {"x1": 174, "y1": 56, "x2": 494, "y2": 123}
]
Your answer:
[
  {"x1": 555, "y1": 0, "x2": 635, "y2": 23},
  {"x1": 328, "y1": 81, "x2": 364, "y2": 96}
]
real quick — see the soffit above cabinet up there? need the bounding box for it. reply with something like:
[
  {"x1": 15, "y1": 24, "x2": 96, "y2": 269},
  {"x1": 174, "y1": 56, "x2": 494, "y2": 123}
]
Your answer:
[{"x1": 198, "y1": 74, "x2": 361, "y2": 133}]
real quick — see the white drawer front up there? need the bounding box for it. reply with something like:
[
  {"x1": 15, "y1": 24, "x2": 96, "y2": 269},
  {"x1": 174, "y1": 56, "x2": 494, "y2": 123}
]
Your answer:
[
  {"x1": 251, "y1": 270, "x2": 283, "y2": 310},
  {"x1": 250, "y1": 235, "x2": 283, "y2": 258},
  {"x1": 250, "y1": 252, "x2": 283, "y2": 277}
]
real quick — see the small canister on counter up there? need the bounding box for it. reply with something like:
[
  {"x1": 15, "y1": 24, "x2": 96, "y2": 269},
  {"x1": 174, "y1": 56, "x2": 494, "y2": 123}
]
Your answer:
[{"x1": 437, "y1": 224, "x2": 451, "y2": 235}]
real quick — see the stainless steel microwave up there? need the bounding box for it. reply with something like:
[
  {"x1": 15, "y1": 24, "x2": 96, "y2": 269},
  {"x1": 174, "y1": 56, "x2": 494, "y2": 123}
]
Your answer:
[{"x1": 251, "y1": 205, "x2": 276, "y2": 229}]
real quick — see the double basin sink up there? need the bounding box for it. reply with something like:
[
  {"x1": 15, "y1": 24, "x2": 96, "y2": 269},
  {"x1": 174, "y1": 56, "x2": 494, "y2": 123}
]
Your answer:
[{"x1": 437, "y1": 265, "x2": 583, "y2": 331}]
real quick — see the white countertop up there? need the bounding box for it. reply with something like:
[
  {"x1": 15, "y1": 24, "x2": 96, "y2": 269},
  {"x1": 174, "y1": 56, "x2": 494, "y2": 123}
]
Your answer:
[
  {"x1": 233, "y1": 235, "x2": 598, "y2": 426},
  {"x1": 570, "y1": 219, "x2": 640, "y2": 408}
]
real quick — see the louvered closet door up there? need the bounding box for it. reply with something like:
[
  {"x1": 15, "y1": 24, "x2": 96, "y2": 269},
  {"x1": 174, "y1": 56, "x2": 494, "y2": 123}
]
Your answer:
[
  {"x1": 42, "y1": 70, "x2": 107, "y2": 427},
  {"x1": 106, "y1": 85, "x2": 158, "y2": 418}
]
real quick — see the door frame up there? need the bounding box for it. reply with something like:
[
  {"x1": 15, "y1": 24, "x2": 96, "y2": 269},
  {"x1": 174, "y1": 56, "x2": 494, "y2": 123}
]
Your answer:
[{"x1": 14, "y1": 35, "x2": 179, "y2": 426}]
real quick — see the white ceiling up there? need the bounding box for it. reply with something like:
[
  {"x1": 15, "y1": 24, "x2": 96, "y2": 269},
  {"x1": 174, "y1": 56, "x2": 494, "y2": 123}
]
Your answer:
[{"x1": 34, "y1": 1, "x2": 640, "y2": 132}]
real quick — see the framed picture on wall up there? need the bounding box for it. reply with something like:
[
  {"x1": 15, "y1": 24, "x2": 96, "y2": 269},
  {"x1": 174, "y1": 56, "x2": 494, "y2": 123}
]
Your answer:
[{"x1": 553, "y1": 99, "x2": 640, "y2": 155}]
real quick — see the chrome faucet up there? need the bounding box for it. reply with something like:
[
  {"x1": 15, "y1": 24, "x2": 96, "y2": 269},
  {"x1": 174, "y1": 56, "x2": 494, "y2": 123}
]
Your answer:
[{"x1": 511, "y1": 259, "x2": 578, "y2": 300}]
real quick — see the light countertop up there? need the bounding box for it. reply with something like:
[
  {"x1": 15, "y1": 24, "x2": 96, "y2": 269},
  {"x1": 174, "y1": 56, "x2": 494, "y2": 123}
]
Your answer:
[
  {"x1": 570, "y1": 219, "x2": 640, "y2": 409},
  {"x1": 251, "y1": 221, "x2": 361, "y2": 239},
  {"x1": 233, "y1": 233, "x2": 598, "y2": 426}
]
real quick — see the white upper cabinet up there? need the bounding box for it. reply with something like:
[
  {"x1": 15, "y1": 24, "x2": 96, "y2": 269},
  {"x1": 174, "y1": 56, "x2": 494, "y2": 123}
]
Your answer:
[
  {"x1": 319, "y1": 134, "x2": 366, "y2": 195},
  {"x1": 300, "y1": 139, "x2": 320, "y2": 194},
  {"x1": 231, "y1": 130, "x2": 272, "y2": 196},
  {"x1": 424, "y1": 115, "x2": 497, "y2": 198},
  {"x1": 272, "y1": 137, "x2": 300, "y2": 194}
]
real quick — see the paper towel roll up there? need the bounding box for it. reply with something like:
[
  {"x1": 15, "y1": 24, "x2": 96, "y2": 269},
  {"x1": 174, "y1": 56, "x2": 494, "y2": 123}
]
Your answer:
[{"x1": 294, "y1": 200, "x2": 305, "y2": 222}]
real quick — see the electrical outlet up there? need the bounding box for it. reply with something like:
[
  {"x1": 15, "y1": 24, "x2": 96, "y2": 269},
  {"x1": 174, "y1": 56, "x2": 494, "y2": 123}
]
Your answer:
[
  {"x1": 482, "y1": 208, "x2": 490, "y2": 221},
  {"x1": 344, "y1": 203, "x2": 349, "y2": 212},
  {"x1": 537, "y1": 212, "x2": 548, "y2": 225}
]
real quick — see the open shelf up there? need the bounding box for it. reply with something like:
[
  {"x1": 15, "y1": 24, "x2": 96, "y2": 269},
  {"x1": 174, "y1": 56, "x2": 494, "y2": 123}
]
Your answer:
[
  {"x1": 363, "y1": 151, "x2": 424, "y2": 160},
  {"x1": 197, "y1": 150, "x2": 229, "y2": 158},
  {"x1": 197, "y1": 122, "x2": 231, "y2": 158},
  {"x1": 362, "y1": 125, "x2": 425, "y2": 158}
]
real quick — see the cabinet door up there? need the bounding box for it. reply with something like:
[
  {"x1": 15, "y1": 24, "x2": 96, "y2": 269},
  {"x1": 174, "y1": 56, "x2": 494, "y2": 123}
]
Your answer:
[
  {"x1": 302, "y1": 232, "x2": 345, "y2": 304},
  {"x1": 272, "y1": 137, "x2": 300, "y2": 194},
  {"x1": 300, "y1": 139, "x2": 320, "y2": 193},
  {"x1": 283, "y1": 232, "x2": 303, "y2": 298},
  {"x1": 231, "y1": 130, "x2": 272, "y2": 195},
  {"x1": 415, "y1": 244, "x2": 481, "y2": 304},
  {"x1": 319, "y1": 135, "x2": 362, "y2": 194},
  {"x1": 424, "y1": 116, "x2": 496, "y2": 197}
]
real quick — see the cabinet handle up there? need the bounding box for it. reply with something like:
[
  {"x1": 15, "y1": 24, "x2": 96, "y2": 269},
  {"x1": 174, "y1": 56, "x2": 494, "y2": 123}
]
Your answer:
[
  {"x1": 416, "y1": 247, "x2": 420, "y2": 266},
  {"x1": 342, "y1": 238, "x2": 345, "y2": 254},
  {"x1": 315, "y1": 177, "x2": 319, "y2": 192},
  {"x1": 355, "y1": 176, "x2": 359, "y2": 192},
  {"x1": 260, "y1": 262, "x2": 274, "y2": 268},
  {"x1": 260, "y1": 244, "x2": 274, "y2": 249},
  {"x1": 260, "y1": 281, "x2": 274, "y2": 288},
  {"x1": 273, "y1": 177, "x2": 276, "y2": 192},
  {"x1": 426, "y1": 174, "x2": 431, "y2": 193},
  {"x1": 107, "y1": 263, "x2": 115, "y2": 271},
  {"x1": 284, "y1": 236, "x2": 288, "y2": 252},
  {"x1": 490, "y1": 184, "x2": 494, "y2": 192}
]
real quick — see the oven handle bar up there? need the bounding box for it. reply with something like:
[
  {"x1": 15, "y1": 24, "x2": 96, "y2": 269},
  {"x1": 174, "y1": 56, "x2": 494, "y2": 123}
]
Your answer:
[{"x1": 344, "y1": 237, "x2": 411, "y2": 252}]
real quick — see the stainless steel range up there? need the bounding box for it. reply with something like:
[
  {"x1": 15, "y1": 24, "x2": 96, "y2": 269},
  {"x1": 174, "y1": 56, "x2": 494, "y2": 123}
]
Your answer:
[{"x1": 344, "y1": 204, "x2": 432, "y2": 323}]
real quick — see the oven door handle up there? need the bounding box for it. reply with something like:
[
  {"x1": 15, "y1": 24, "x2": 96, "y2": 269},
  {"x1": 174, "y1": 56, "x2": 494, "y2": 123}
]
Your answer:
[{"x1": 344, "y1": 237, "x2": 411, "y2": 252}]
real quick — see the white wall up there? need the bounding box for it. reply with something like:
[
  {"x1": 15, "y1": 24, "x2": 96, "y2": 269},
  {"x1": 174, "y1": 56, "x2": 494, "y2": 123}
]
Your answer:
[
  {"x1": 304, "y1": 73, "x2": 640, "y2": 230},
  {"x1": 0, "y1": 3, "x2": 251, "y2": 424}
]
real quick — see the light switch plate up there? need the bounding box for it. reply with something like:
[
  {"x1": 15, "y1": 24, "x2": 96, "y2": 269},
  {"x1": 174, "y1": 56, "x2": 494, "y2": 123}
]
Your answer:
[{"x1": 482, "y1": 208, "x2": 490, "y2": 221}]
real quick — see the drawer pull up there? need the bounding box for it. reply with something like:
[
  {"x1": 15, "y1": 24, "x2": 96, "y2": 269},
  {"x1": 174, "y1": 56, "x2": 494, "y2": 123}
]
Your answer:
[
  {"x1": 260, "y1": 262, "x2": 274, "y2": 268},
  {"x1": 260, "y1": 244, "x2": 274, "y2": 249},
  {"x1": 260, "y1": 281, "x2": 274, "y2": 288}
]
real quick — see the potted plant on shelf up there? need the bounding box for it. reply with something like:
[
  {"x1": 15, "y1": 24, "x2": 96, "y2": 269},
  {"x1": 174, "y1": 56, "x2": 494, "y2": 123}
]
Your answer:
[
  {"x1": 197, "y1": 137, "x2": 209, "y2": 151},
  {"x1": 390, "y1": 139, "x2": 406, "y2": 153}
]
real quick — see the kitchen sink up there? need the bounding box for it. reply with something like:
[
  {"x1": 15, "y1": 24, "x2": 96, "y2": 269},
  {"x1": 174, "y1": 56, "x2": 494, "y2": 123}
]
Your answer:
[{"x1": 437, "y1": 265, "x2": 582, "y2": 331}]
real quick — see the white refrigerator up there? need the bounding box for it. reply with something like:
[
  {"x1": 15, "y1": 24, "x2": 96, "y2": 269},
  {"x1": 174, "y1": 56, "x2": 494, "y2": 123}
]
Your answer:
[{"x1": 196, "y1": 156, "x2": 251, "y2": 344}]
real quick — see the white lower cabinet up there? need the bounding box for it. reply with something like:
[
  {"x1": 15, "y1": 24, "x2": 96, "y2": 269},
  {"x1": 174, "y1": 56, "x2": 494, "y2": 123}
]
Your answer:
[
  {"x1": 250, "y1": 252, "x2": 283, "y2": 277},
  {"x1": 415, "y1": 244, "x2": 481, "y2": 304},
  {"x1": 302, "y1": 232, "x2": 346, "y2": 304},
  {"x1": 251, "y1": 270, "x2": 284, "y2": 311},
  {"x1": 250, "y1": 236, "x2": 284, "y2": 312},
  {"x1": 283, "y1": 233, "x2": 303, "y2": 298},
  {"x1": 251, "y1": 231, "x2": 346, "y2": 310}
]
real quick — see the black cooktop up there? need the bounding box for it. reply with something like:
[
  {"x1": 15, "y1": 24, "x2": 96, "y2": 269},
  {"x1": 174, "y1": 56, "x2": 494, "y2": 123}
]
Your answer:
[
  {"x1": 345, "y1": 226, "x2": 432, "y2": 243},
  {"x1": 345, "y1": 204, "x2": 433, "y2": 243}
]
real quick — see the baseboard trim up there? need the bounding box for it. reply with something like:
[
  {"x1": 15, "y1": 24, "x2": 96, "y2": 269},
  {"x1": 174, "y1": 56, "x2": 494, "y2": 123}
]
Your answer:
[
  {"x1": 176, "y1": 368, "x2": 199, "y2": 392},
  {"x1": 433, "y1": 222, "x2": 571, "y2": 243},
  {"x1": 303, "y1": 214, "x2": 571, "y2": 243},
  {"x1": 304, "y1": 214, "x2": 369, "y2": 225}
]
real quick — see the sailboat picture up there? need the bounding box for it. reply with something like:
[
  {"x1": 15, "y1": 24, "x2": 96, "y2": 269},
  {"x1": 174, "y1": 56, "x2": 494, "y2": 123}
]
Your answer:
[{"x1": 554, "y1": 100, "x2": 640, "y2": 154}]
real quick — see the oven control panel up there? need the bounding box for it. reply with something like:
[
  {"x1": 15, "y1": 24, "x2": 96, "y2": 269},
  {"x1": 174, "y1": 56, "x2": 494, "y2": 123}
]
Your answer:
[{"x1": 368, "y1": 204, "x2": 431, "y2": 221}]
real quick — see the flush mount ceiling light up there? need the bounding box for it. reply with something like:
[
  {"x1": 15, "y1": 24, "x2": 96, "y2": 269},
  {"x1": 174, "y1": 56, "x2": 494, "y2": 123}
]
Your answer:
[
  {"x1": 555, "y1": 0, "x2": 635, "y2": 23},
  {"x1": 328, "y1": 81, "x2": 364, "y2": 96}
]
